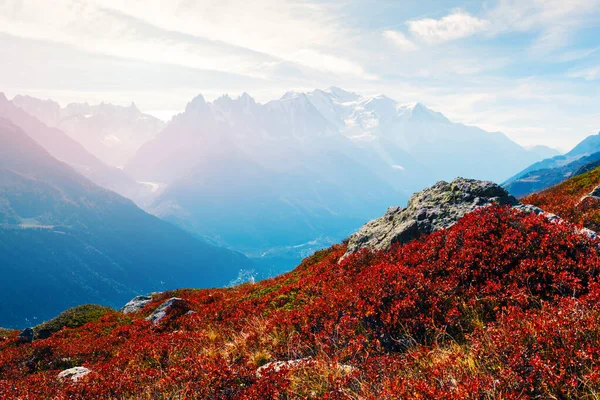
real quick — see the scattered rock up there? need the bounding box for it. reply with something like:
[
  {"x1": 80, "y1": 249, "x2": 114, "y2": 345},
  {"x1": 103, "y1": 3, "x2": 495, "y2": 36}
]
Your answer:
[
  {"x1": 145, "y1": 298, "x2": 190, "y2": 325},
  {"x1": 121, "y1": 295, "x2": 153, "y2": 314},
  {"x1": 256, "y1": 358, "x2": 312, "y2": 377},
  {"x1": 343, "y1": 178, "x2": 518, "y2": 259},
  {"x1": 57, "y1": 366, "x2": 91, "y2": 382},
  {"x1": 589, "y1": 185, "x2": 600, "y2": 198},
  {"x1": 512, "y1": 204, "x2": 560, "y2": 223},
  {"x1": 514, "y1": 204, "x2": 598, "y2": 240},
  {"x1": 17, "y1": 328, "x2": 34, "y2": 343},
  {"x1": 256, "y1": 358, "x2": 354, "y2": 378}
]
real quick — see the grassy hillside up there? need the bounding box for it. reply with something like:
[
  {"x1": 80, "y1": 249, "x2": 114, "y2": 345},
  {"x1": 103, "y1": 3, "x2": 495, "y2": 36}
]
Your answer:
[
  {"x1": 524, "y1": 165, "x2": 600, "y2": 230},
  {"x1": 2, "y1": 206, "x2": 600, "y2": 398},
  {"x1": 0, "y1": 119, "x2": 253, "y2": 328}
]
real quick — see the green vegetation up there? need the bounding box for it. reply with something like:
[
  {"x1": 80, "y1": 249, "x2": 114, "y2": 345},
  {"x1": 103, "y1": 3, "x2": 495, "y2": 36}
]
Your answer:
[
  {"x1": 0, "y1": 328, "x2": 17, "y2": 338},
  {"x1": 33, "y1": 304, "x2": 115, "y2": 339}
]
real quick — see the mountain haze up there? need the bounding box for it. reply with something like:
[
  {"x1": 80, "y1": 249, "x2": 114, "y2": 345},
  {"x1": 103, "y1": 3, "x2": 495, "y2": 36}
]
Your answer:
[
  {"x1": 126, "y1": 88, "x2": 552, "y2": 267},
  {"x1": 0, "y1": 119, "x2": 252, "y2": 328},
  {"x1": 12, "y1": 95, "x2": 165, "y2": 167},
  {"x1": 504, "y1": 132, "x2": 600, "y2": 197}
]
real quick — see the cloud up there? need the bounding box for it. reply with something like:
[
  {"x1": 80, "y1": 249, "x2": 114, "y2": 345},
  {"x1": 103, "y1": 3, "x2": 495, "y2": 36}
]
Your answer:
[
  {"x1": 406, "y1": 10, "x2": 490, "y2": 44},
  {"x1": 383, "y1": 30, "x2": 417, "y2": 51},
  {"x1": 286, "y1": 49, "x2": 378, "y2": 80},
  {"x1": 0, "y1": 0, "x2": 372, "y2": 80},
  {"x1": 568, "y1": 66, "x2": 600, "y2": 81},
  {"x1": 487, "y1": 0, "x2": 600, "y2": 54}
]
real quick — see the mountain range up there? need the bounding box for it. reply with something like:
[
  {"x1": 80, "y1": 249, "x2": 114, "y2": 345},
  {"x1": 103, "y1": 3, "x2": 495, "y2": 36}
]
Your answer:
[
  {"x1": 3, "y1": 169, "x2": 600, "y2": 398},
  {"x1": 11, "y1": 95, "x2": 165, "y2": 168},
  {"x1": 0, "y1": 94, "x2": 160, "y2": 205},
  {"x1": 124, "y1": 87, "x2": 555, "y2": 267},
  {"x1": 0, "y1": 118, "x2": 252, "y2": 328},
  {"x1": 504, "y1": 131, "x2": 600, "y2": 197}
]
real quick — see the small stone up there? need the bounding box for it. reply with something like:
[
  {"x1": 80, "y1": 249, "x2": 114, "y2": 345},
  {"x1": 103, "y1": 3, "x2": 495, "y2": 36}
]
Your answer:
[{"x1": 57, "y1": 366, "x2": 91, "y2": 382}]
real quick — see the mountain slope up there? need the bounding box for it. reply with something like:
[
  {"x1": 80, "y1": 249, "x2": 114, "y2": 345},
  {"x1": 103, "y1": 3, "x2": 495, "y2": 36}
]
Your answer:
[
  {"x1": 12, "y1": 95, "x2": 165, "y2": 167},
  {"x1": 0, "y1": 93, "x2": 153, "y2": 204},
  {"x1": 303, "y1": 88, "x2": 544, "y2": 184},
  {"x1": 523, "y1": 163, "x2": 600, "y2": 231},
  {"x1": 504, "y1": 151, "x2": 600, "y2": 197},
  {"x1": 125, "y1": 89, "x2": 547, "y2": 270},
  {"x1": 0, "y1": 119, "x2": 253, "y2": 328},
  {"x1": 504, "y1": 132, "x2": 600, "y2": 196},
  {"x1": 2, "y1": 200, "x2": 600, "y2": 398}
]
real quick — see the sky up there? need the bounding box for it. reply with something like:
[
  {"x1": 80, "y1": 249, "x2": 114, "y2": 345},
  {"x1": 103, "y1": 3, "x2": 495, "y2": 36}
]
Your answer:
[{"x1": 0, "y1": 0, "x2": 599, "y2": 151}]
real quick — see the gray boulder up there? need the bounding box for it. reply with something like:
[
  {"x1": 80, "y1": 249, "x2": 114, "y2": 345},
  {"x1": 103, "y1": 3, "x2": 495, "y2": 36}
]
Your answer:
[
  {"x1": 342, "y1": 178, "x2": 518, "y2": 260},
  {"x1": 57, "y1": 366, "x2": 91, "y2": 382},
  {"x1": 121, "y1": 295, "x2": 153, "y2": 314},
  {"x1": 145, "y1": 297, "x2": 190, "y2": 325},
  {"x1": 17, "y1": 328, "x2": 34, "y2": 343}
]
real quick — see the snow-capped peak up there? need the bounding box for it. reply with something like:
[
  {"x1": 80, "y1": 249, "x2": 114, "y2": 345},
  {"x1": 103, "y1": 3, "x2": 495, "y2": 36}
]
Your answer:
[
  {"x1": 239, "y1": 92, "x2": 255, "y2": 105},
  {"x1": 396, "y1": 102, "x2": 450, "y2": 123},
  {"x1": 185, "y1": 94, "x2": 208, "y2": 113},
  {"x1": 323, "y1": 86, "x2": 360, "y2": 103},
  {"x1": 280, "y1": 91, "x2": 303, "y2": 101}
]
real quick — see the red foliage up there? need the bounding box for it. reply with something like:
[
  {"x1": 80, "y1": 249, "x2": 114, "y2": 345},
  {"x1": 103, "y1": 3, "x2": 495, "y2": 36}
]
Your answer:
[
  {"x1": 524, "y1": 166, "x2": 600, "y2": 231},
  {"x1": 2, "y1": 206, "x2": 600, "y2": 398}
]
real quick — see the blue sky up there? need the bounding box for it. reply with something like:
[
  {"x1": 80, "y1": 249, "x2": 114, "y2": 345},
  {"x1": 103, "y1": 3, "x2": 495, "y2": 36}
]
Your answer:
[{"x1": 0, "y1": 0, "x2": 599, "y2": 151}]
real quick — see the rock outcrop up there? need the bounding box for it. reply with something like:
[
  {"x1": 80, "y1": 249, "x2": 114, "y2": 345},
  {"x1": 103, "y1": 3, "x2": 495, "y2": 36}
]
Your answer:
[
  {"x1": 343, "y1": 178, "x2": 519, "y2": 259},
  {"x1": 17, "y1": 328, "x2": 34, "y2": 343},
  {"x1": 343, "y1": 178, "x2": 600, "y2": 261},
  {"x1": 121, "y1": 295, "x2": 153, "y2": 314},
  {"x1": 145, "y1": 298, "x2": 190, "y2": 325},
  {"x1": 57, "y1": 367, "x2": 91, "y2": 382}
]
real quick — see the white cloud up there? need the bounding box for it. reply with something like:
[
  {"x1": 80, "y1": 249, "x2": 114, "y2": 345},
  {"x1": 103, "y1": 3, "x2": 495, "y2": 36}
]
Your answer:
[
  {"x1": 383, "y1": 30, "x2": 417, "y2": 51},
  {"x1": 487, "y1": 0, "x2": 600, "y2": 54},
  {"x1": 0, "y1": 0, "x2": 371, "y2": 80},
  {"x1": 568, "y1": 66, "x2": 600, "y2": 81},
  {"x1": 286, "y1": 49, "x2": 378, "y2": 80},
  {"x1": 406, "y1": 10, "x2": 490, "y2": 44}
]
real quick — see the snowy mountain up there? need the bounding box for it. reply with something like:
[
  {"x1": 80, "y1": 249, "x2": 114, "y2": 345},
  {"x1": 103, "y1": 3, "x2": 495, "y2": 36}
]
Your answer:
[
  {"x1": 12, "y1": 95, "x2": 165, "y2": 167},
  {"x1": 125, "y1": 88, "x2": 550, "y2": 271}
]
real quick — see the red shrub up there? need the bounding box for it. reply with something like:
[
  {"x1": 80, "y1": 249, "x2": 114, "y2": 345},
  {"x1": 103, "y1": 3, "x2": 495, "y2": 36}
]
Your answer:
[{"x1": 2, "y1": 206, "x2": 600, "y2": 398}]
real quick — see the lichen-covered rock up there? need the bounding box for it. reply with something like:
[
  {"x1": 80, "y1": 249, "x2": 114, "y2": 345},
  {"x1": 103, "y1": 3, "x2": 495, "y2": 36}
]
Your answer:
[
  {"x1": 121, "y1": 295, "x2": 153, "y2": 314},
  {"x1": 342, "y1": 178, "x2": 518, "y2": 259},
  {"x1": 57, "y1": 366, "x2": 90, "y2": 382},
  {"x1": 145, "y1": 298, "x2": 190, "y2": 325}
]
